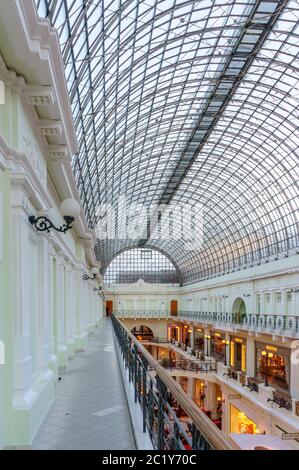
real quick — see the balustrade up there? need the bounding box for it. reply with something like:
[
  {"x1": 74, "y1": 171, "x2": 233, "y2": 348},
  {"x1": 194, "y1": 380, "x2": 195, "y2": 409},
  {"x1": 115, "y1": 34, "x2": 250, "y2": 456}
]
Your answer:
[
  {"x1": 114, "y1": 310, "x2": 299, "y2": 336},
  {"x1": 112, "y1": 315, "x2": 232, "y2": 450}
]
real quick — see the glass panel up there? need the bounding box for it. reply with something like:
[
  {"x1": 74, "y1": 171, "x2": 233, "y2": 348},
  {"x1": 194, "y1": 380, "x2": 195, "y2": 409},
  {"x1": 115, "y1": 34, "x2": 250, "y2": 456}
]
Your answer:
[
  {"x1": 35, "y1": 1, "x2": 299, "y2": 285},
  {"x1": 103, "y1": 247, "x2": 180, "y2": 285}
]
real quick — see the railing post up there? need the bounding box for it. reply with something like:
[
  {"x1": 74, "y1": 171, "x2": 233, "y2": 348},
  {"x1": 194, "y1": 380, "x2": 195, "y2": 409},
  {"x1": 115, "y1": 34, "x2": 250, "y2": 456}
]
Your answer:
[
  {"x1": 133, "y1": 346, "x2": 138, "y2": 403},
  {"x1": 142, "y1": 356, "x2": 148, "y2": 433},
  {"x1": 157, "y1": 376, "x2": 167, "y2": 450}
]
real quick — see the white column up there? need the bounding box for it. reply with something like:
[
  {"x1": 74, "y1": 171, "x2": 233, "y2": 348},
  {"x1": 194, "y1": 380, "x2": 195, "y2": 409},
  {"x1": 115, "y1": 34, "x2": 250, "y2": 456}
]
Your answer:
[
  {"x1": 75, "y1": 267, "x2": 88, "y2": 350},
  {"x1": 37, "y1": 233, "x2": 51, "y2": 372},
  {"x1": 11, "y1": 189, "x2": 32, "y2": 394},
  {"x1": 269, "y1": 290, "x2": 275, "y2": 315},
  {"x1": 66, "y1": 266, "x2": 75, "y2": 358},
  {"x1": 57, "y1": 257, "x2": 67, "y2": 367},
  {"x1": 204, "y1": 328, "x2": 210, "y2": 356},
  {"x1": 290, "y1": 346, "x2": 299, "y2": 400},
  {"x1": 246, "y1": 335, "x2": 255, "y2": 377},
  {"x1": 48, "y1": 248, "x2": 58, "y2": 376},
  {"x1": 260, "y1": 291, "x2": 266, "y2": 315},
  {"x1": 281, "y1": 289, "x2": 287, "y2": 315}
]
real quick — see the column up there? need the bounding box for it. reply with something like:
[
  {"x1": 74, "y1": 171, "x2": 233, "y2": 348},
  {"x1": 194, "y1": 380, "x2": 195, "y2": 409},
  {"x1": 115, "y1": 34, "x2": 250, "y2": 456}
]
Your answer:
[
  {"x1": 225, "y1": 333, "x2": 230, "y2": 367},
  {"x1": 36, "y1": 233, "x2": 51, "y2": 374},
  {"x1": 246, "y1": 335, "x2": 255, "y2": 377},
  {"x1": 260, "y1": 291, "x2": 266, "y2": 315},
  {"x1": 290, "y1": 345, "x2": 299, "y2": 400},
  {"x1": 269, "y1": 290, "x2": 275, "y2": 315},
  {"x1": 204, "y1": 328, "x2": 210, "y2": 356},
  {"x1": 57, "y1": 256, "x2": 67, "y2": 367},
  {"x1": 187, "y1": 378, "x2": 196, "y2": 400},
  {"x1": 11, "y1": 189, "x2": 32, "y2": 397},
  {"x1": 75, "y1": 266, "x2": 88, "y2": 351},
  {"x1": 205, "y1": 382, "x2": 216, "y2": 414},
  {"x1": 190, "y1": 326, "x2": 195, "y2": 350},
  {"x1": 281, "y1": 289, "x2": 287, "y2": 316},
  {"x1": 66, "y1": 265, "x2": 75, "y2": 359},
  {"x1": 48, "y1": 247, "x2": 58, "y2": 377}
]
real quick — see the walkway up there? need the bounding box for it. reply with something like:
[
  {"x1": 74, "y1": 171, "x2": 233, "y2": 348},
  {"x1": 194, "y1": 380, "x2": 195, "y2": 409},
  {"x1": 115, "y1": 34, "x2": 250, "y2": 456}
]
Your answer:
[{"x1": 33, "y1": 319, "x2": 136, "y2": 450}]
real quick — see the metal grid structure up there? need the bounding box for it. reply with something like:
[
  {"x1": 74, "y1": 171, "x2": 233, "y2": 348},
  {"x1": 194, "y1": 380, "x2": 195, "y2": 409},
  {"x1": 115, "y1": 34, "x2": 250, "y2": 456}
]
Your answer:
[
  {"x1": 36, "y1": 0, "x2": 299, "y2": 285},
  {"x1": 103, "y1": 248, "x2": 180, "y2": 285}
]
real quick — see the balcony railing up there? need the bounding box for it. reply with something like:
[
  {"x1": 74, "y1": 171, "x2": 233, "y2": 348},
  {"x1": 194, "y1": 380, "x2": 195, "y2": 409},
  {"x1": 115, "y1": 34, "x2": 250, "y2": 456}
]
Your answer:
[
  {"x1": 112, "y1": 315, "x2": 232, "y2": 450},
  {"x1": 159, "y1": 359, "x2": 217, "y2": 373},
  {"x1": 272, "y1": 391, "x2": 293, "y2": 411},
  {"x1": 178, "y1": 311, "x2": 299, "y2": 337},
  {"x1": 114, "y1": 310, "x2": 299, "y2": 337},
  {"x1": 114, "y1": 310, "x2": 171, "y2": 318}
]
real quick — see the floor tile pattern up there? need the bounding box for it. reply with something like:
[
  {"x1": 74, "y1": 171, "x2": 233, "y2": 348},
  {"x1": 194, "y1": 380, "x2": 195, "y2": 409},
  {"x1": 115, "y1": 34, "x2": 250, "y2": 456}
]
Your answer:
[{"x1": 33, "y1": 319, "x2": 136, "y2": 450}]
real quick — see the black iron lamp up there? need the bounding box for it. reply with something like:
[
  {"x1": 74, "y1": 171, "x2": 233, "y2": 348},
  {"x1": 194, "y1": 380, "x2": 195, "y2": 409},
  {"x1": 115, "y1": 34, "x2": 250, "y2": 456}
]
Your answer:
[
  {"x1": 29, "y1": 199, "x2": 81, "y2": 234},
  {"x1": 83, "y1": 267, "x2": 98, "y2": 281}
]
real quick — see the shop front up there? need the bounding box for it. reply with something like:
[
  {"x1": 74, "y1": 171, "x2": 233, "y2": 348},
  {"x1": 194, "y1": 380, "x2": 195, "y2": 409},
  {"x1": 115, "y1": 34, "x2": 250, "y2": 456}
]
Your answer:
[
  {"x1": 168, "y1": 323, "x2": 180, "y2": 342},
  {"x1": 182, "y1": 325, "x2": 192, "y2": 347},
  {"x1": 255, "y1": 342, "x2": 290, "y2": 392},
  {"x1": 230, "y1": 404, "x2": 259, "y2": 435},
  {"x1": 230, "y1": 336, "x2": 246, "y2": 372},
  {"x1": 210, "y1": 331, "x2": 226, "y2": 361},
  {"x1": 194, "y1": 328, "x2": 204, "y2": 352}
]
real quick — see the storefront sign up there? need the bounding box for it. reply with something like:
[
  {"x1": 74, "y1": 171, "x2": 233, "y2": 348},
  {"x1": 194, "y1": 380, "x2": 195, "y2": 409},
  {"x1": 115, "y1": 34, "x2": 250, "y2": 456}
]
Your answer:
[
  {"x1": 228, "y1": 393, "x2": 242, "y2": 400},
  {"x1": 266, "y1": 345, "x2": 278, "y2": 352},
  {"x1": 282, "y1": 433, "x2": 299, "y2": 440}
]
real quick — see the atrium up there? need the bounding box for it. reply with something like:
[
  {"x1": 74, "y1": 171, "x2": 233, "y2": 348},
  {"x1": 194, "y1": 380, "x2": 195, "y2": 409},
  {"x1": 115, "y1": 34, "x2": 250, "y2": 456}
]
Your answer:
[{"x1": 0, "y1": 0, "x2": 299, "y2": 454}]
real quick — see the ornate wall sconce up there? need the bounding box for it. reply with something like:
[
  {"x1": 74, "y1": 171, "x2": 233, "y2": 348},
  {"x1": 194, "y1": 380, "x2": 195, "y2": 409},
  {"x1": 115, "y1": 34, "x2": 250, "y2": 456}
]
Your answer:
[
  {"x1": 83, "y1": 267, "x2": 98, "y2": 281},
  {"x1": 29, "y1": 198, "x2": 81, "y2": 234}
]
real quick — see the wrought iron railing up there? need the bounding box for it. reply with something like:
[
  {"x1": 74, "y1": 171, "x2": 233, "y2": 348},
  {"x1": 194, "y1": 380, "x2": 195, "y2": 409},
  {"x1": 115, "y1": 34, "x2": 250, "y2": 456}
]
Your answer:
[
  {"x1": 159, "y1": 359, "x2": 217, "y2": 373},
  {"x1": 114, "y1": 310, "x2": 299, "y2": 336},
  {"x1": 178, "y1": 311, "x2": 299, "y2": 336},
  {"x1": 247, "y1": 377, "x2": 259, "y2": 393},
  {"x1": 112, "y1": 315, "x2": 232, "y2": 450},
  {"x1": 114, "y1": 310, "x2": 171, "y2": 318},
  {"x1": 272, "y1": 391, "x2": 292, "y2": 411}
]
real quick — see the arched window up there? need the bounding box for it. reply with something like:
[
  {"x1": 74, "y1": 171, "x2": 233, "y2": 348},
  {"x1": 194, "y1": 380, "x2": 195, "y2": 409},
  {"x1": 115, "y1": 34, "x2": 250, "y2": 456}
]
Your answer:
[{"x1": 104, "y1": 248, "x2": 180, "y2": 285}]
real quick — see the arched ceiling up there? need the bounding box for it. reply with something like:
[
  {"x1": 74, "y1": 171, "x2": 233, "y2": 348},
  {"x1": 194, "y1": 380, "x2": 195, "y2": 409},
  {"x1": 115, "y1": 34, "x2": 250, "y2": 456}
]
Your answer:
[{"x1": 36, "y1": 0, "x2": 299, "y2": 285}]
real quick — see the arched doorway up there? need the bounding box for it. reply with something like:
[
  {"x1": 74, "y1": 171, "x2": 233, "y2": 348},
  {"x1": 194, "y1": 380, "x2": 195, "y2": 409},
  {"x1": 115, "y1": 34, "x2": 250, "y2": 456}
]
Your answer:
[
  {"x1": 232, "y1": 297, "x2": 246, "y2": 324},
  {"x1": 131, "y1": 325, "x2": 154, "y2": 342},
  {"x1": 170, "y1": 299, "x2": 178, "y2": 316},
  {"x1": 106, "y1": 300, "x2": 113, "y2": 317}
]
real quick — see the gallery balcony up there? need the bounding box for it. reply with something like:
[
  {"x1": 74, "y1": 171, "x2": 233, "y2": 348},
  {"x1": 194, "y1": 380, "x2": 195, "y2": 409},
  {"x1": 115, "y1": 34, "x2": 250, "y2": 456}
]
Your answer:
[
  {"x1": 178, "y1": 311, "x2": 299, "y2": 338},
  {"x1": 114, "y1": 310, "x2": 299, "y2": 338}
]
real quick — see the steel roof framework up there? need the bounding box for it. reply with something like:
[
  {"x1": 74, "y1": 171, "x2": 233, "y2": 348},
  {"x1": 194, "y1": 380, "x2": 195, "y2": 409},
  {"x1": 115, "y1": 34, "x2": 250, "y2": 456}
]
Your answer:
[{"x1": 36, "y1": 0, "x2": 299, "y2": 284}]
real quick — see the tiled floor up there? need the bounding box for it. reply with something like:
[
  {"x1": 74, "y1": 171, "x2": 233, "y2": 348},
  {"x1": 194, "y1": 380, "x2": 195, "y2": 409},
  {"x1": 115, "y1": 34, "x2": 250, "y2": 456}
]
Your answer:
[{"x1": 33, "y1": 319, "x2": 136, "y2": 450}]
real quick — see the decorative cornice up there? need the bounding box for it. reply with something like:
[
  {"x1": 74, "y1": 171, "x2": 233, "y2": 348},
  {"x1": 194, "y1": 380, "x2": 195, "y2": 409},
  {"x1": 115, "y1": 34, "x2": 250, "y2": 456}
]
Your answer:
[
  {"x1": 0, "y1": 53, "x2": 26, "y2": 91},
  {"x1": 38, "y1": 119, "x2": 62, "y2": 137},
  {"x1": 23, "y1": 85, "x2": 55, "y2": 106},
  {"x1": 47, "y1": 145, "x2": 70, "y2": 162}
]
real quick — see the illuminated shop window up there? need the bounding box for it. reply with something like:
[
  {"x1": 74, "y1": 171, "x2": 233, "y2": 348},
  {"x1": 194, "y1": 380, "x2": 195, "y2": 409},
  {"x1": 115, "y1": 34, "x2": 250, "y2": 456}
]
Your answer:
[
  {"x1": 255, "y1": 343, "x2": 290, "y2": 392},
  {"x1": 230, "y1": 337, "x2": 246, "y2": 373},
  {"x1": 230, "y1": 405, "x2": 259, "y2": 435}
]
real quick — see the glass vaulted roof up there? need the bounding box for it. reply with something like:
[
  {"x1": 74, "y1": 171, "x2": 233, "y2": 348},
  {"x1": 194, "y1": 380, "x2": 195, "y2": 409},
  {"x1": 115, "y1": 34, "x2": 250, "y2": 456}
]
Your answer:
[{"x1": 36, "y1": 0, "x2": 299, "y2": 285}]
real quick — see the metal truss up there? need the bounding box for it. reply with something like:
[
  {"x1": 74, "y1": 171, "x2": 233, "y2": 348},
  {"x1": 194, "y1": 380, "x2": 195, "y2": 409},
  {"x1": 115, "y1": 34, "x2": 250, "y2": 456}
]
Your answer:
[{"x1": 36, "y1": 0, "x2": 299, "y2": 284}]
